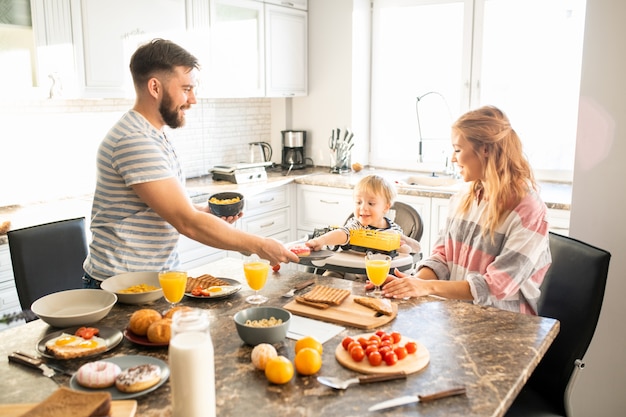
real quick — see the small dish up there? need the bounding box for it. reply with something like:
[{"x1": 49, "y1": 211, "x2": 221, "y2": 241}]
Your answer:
[
  {"x1": 36, "y1": 326, "x2": 123, "y2": 360},
  {"x1": 184, "y1": 277, "x2": 242, "y2": 299},
  {"x1": 123, "y1": 328, "x2": 169, "y2": 347},
  {"x1": 69, "y1": 355, "x2": 170, "y2": 400}
]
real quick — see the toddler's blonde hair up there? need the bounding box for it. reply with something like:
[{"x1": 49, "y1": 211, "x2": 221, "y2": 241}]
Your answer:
[{"x1": 354, "y1": 175, "x2": 397, "y2": 205}]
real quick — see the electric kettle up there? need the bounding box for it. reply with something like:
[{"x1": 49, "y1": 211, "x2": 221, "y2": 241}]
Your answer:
[{"x1": 249, "y1": 142, "x2": 272, "y2": 164}]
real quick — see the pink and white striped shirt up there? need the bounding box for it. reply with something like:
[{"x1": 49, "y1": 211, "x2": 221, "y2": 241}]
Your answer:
[{"x1": 418, "y1": 184, "x2": 551, "y2": 315}]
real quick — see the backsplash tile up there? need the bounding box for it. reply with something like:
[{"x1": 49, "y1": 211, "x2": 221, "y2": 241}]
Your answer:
[{"x1": 0, "y1": 98, "x2": 271, "y2": 207}]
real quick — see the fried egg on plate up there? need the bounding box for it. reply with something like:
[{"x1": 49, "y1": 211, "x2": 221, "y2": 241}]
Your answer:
[{"x1": 45, "y1": 333, "x2": 108, "y2": 358}]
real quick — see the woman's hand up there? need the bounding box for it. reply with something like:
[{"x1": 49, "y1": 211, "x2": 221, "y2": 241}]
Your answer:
[{"x1": 365, "y1": 268, "x2": 432, "y2": 299}]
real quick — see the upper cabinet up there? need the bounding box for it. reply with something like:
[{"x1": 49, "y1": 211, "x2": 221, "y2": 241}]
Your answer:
[
  {"x1": 263, "y1": 0, "x2": 307, "y2": 11},
  {"x1": 208, "y1": 0, "x2": 265, "y2": 97},
  {"x1": 70, "y1": 0, "x2": 192, "y2": 98},
  {"x1": 264, "y1": 3, "x2": 307, "y2": 97}
]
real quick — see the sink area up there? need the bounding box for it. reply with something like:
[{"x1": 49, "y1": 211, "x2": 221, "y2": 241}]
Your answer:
[{"x1": 395, "y1": 173, "x2": 462, "y2": 189}]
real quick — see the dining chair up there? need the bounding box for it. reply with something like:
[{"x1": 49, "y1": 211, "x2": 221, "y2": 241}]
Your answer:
[
  {"x1": 506, "y1": 232, "x2": 611, "y2": 417},
  {"x1": 7, "y1": 217, "x2": 88, "y2": 317}
]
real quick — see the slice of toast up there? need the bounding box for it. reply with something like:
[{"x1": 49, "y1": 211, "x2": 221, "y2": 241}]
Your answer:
[
  {"x1": 18, "y1": 386, "x2": 111, "y2": 417},
  {"x1": 185, "y1": 274, "x2": 229, "y2": 293},
  {"x1": 302, "y1": 285, "x2": 351, "y2": 306},
  {"x1": 294, "y1": 296, "x2": 330, "y2": 310},
  {"x1": 353, "y1": 296, "x2": 394, "y2": 316}
]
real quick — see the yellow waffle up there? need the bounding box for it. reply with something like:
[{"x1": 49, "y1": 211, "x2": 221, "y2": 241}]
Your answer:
[
  {"x1": 302, "y1": 285, "x2": 351, "y2": 306},
  {"x1": 185, "y1": 274, "x2": 229, "y2": 293}
]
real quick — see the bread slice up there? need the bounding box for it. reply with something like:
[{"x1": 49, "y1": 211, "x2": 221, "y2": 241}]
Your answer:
[
  {"x1": 18, "y1": 386, "x2": 111, "y2": 417},
  {"x1": 302, "y1": 285, "x2": 351, "y2": 306},
  {"x1": 294, "y1": 296, "x2": 330, "y2": 310},
  {"x1": 185, "y1": 274, "x2": 229, "y2": 293},
  {"x1": 353, "y1": 296, "x2": 394, "y2": 316}
]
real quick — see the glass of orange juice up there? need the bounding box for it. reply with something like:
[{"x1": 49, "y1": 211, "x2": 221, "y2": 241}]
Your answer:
[
  {"x1": 243, "y1": 258, "x2": 270, "y2": 304},
  {"x1": 365, "y1": 252, "x2": 391, "y2": 298},
  {"x1": 159, "y1": 271, "x2": 188, "y2": 311}
]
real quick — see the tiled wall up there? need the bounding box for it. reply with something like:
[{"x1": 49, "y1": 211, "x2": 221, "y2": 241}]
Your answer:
[{"x1": 0, "y1": 98, "x2": 271, "y2": 207}]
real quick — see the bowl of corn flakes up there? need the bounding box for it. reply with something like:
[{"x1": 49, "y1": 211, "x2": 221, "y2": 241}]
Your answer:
[{"x1": 208, "y1": 192, "x2": 244, "y2": 217}]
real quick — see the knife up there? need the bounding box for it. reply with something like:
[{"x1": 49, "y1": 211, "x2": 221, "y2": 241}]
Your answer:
[
  {"x1": 8, "y1": 351, "x2": 56, "y2": 377},
  {"x1": 368, "y1": 386, "x2": 466, "y2": 411}
]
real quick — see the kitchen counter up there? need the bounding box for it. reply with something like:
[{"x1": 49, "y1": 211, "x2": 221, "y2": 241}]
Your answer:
[
  {"x1": 0, "y1": 165, "x2": 571, "y2": 245},
  {"x1": 0, "y1": 258, "x2": 559, "y2": 416}
]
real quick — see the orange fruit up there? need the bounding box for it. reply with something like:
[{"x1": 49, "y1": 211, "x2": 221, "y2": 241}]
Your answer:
[
  {"x1": 251, "y1": 343, "x2": 278, "y2": 371},
  {"x1": 294, "y1": 347, "x2": 322, "y2": 375},
  {"x1": 294, "y1": 336, "x2": 323, "y2": 355},
  {"x1": 264, "y1": 355, "x2": 294, "y2": 384}
]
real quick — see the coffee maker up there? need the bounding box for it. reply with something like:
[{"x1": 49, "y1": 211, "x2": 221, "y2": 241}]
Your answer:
[{"x1": 281, "y1": 130, "x2": 306, "y2": 170}]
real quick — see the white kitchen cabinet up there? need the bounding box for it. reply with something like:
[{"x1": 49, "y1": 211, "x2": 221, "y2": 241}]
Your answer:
[
  {"x1": 264, "y1": 3, "x2": 307, "y2": 96},
  {"x1": 208, "y1": 0, "x2": 265, "y2": 97},
  {"x1": 70, "y1": 0, "x2": 192, "y2": 98},
  {"x1": 395, "y1": 194, "x2": 433, "y2": 255},
  {"x1": 263, "y1": 0, "x2": 307, "y2": 11},
  {"x1": 178, "y1": 235, "x2": 226, "y2": 270},
  {"x1": 296, "y1": 185, "x2": 353, "y2": 235}
]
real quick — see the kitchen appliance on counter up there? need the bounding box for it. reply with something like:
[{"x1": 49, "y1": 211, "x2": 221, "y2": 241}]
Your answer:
[
  {"x1": 281, "y1": 130, "x2": 306, "y2": 171},
  {"x1": 211, "y1": 162, "x2": 272, "y2": 184},
  {"x1": 249, "y1": 142, "x2": 272, "y2": 164}
]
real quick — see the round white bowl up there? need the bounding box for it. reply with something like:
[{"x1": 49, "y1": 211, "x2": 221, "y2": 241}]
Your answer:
[
  {"x1": 31, "y1": 289, "x2": 117, "y2": 328},
  {"x1": 100, "y1": 271, "x2": 164, "y2": 305}
]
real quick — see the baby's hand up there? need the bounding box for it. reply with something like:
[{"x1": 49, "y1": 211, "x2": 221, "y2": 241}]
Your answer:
[{"x1": 306, "y1": 238, "x2": 324, "y2": 251}]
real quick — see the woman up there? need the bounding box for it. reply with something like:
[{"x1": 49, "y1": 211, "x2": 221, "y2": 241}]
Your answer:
[{"x1": 378, "y1": 106, "x2": 551, "y2": 314}]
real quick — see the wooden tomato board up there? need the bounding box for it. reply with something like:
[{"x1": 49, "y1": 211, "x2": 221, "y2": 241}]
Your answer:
[
  {"x1": 283, "y1": 295, "x2": 398, "y2": 329},
  {"x1": 0, "y1": 400, "x2": 137, "y2": 417},
  {"x1": 335, "y1": 333, "x2": 430, "y2": 375}
]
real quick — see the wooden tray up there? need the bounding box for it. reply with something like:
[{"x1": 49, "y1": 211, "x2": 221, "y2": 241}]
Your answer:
[
  {"x1": 0, "y1": 400, "x2": 137, "y2": 417},
  {"x1": 335, "y1": 332, "x2": 430, "y2": 375},
  {"x1": 283, "y1": 295, "x2": 398, "y2": 329}
]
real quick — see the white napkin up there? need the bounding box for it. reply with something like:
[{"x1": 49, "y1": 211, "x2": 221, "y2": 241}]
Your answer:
[{"x1": 286, "y1": 315, "x2": 345, "y2": 344}]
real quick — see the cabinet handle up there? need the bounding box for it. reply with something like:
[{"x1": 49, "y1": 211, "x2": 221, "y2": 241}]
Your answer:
[
  {"x1": 260, "y1": 222, "x2": 276, "y2": 229},
  {"x1": 320, "y1": 199, "x2": 340, "y2": 205},
  {"x1": 260, "y1": 197, "x2": 275, "y2": 204},
  {"x1": 282, "y1": 2, "x2": 296, "y2": 7}
]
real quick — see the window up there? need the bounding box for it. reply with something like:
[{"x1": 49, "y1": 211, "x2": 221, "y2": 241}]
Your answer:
[{"x1": 370, "y1": 0, "x2": 586, "y2": 181}]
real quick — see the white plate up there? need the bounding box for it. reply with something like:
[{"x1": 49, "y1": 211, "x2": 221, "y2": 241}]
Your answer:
[
  {"x1": 184, "y1": 277, "x2": 242, "y2": 299},
  {"x1": 69, "y1": 355, "x2": 170, "y2": 400},
  {"x1": 36, "y1": 326, "x2": 123, "y2": 360}
]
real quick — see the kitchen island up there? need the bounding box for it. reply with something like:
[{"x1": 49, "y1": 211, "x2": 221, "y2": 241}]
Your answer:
[{"x1": 0, "y1": 258, "x2": 559, "y2": 417}]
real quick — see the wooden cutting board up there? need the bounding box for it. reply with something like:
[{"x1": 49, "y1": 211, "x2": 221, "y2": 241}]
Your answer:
[
  {"x1": 335, "y1": 332, "x2": 430, "y2": 375},
  {"x1": 283, "y1": 295, "x2": 398, "y2": 329},
  {"x1": 0, "y1": 400, "x2": 137, "y2": 417}
]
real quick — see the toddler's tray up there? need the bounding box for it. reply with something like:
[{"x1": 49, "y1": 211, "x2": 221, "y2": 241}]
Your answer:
[{"x1": 302, "y1": 251, "x2": 414, "y2": 274}]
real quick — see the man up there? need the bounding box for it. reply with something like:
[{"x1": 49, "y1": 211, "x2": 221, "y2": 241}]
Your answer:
[{"x1": 83, "y1": 39, "x2": 298, "y2": 286}]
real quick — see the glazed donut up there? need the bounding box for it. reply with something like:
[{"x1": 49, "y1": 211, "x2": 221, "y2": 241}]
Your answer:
[
  {"x1": 115, "y1": 364, "x2": 162, "y2": 393},
  {"x1": 76, "y1": 361, "x2": 122, "y2": 389}
]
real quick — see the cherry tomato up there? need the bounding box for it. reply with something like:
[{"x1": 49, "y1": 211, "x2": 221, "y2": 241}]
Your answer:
[
  {"x1": 368, "y1": 335, "x2": 382, "y2": 344},
  {"x1": 365, "y1": 345, "x2": 379, "y2": 356},
  {"x1": 357, "y1": 337, "x2": 369, "y2": 348},
  {"x1": 390, "y1": 332, "x2": 402, "y2": 344},
  {"x1": 350, "y1": 346, "x2": 365, "y2": 362},
  {"x1": 347, "y1": 341, "x2": 361, "y2": 353},
  {"x1": 394, "y1": 346, "x2": 408, "y2": 360},
  {"x1": 381, "y1": 334, "x2": 393, "y2": 344},
  {"x1": 384, "y1": 351, "x2": 398, "y2": 366},
  {"x1": 342, "y1": 337, "x2": 354, "y2": 351},
  {"x1": 272, "y1": 264, "x2": 281, "y2": 272},
  {"x1": 405, "y1": 342, "x2": 418, "y2": 354},
  {"x1": 75, "y1": 327, "x2": 98, "y2": 339},
  {"x1": 378, "y1": 345, "x2": 392, "y2": 356},
  {"x1": 375, "y1": 330, "x2": 387, "y2": 338},
  {"x1": 368, "y1": 351, "x2": 382, "y2": 366},
  {"x1": 380, "y1": 339, "x2": 393, "y2": 348}
]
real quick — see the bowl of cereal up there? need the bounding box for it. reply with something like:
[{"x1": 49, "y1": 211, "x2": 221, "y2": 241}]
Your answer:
[
  {"x1": 233, "y1": 306, "x2": 291, "y2": 345},
  {"x1": 100, "y1": 272, "x2": 163, "y2": 305},
  {"x1": 208, "y1": 192, "x2": 244, "y2": 218}
]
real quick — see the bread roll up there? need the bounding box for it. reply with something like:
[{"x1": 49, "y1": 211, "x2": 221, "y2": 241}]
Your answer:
[
  {"x1": 147, "y1": 318, "x2": 172, "y2": 343},
  {"x1": 128, "y1": 309, "x2": 162, "y2": 336},
  {"x1": 163, "y1": 305, "x2": 192, "y2": 320}
]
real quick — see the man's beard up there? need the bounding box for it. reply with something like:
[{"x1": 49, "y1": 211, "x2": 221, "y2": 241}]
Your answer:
[{"x1": 159, "y1": 91, "x2": 185, "y2": 129}]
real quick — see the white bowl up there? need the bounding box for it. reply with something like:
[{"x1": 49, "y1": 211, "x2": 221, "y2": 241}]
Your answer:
[
  {"x1": 31, "y1": 289, "x2": 117, "y2": 328},
  {"x1": 100, "y1": 271, "x2": 164, "y2": 305}
]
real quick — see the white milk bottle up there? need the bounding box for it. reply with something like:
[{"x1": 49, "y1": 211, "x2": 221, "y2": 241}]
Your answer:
[{"x1": 169, "y1": 308, "x2": 215, "y2": 417}]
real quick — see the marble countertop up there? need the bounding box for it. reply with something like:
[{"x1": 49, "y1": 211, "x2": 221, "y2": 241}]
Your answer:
[
  {"x1": 0, "y1": 258, "x2": 559, "y2": 417},
  {"x1": 0, "y1": 165, "x2": 571, "y2": 245}
]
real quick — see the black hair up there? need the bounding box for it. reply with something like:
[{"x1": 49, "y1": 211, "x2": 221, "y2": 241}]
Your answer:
[{"x1": 129, "y1": 39, "x2": 200, "y2": 87}]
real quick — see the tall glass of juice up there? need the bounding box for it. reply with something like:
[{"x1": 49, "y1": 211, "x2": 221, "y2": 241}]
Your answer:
[
  {"x1": 243, "y1": 258, "x2": 270, "y2": 304},
  {"x1": 159, "y1": 271, "x2": 188, "y2": 312},
  {"x1": 365, "y1": 252, "x2": 391, "y2": 298}
]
